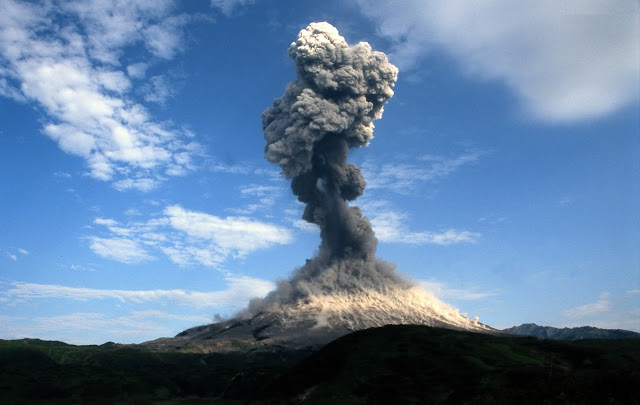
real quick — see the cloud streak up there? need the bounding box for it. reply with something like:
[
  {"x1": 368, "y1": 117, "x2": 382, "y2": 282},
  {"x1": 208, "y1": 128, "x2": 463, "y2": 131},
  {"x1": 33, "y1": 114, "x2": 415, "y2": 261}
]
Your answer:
[
  {"x1": 4, "y1": 277, "x2": 275, "y2": 309},
  {"x1": 358, "y1": 199, "x2": 481, "y2": 246},
  {"x1": 564, "y1": 293, "x2": 613, "y2": 319},
  {"x1": 371, "y1": 211, "x2": 480, "y2": 245},
  {"x1": 361, "y1": 150, "x2": 483, "y2": 194},
  {"x1": 419, "y1": 280, "x2": 498, "y2": 301},
  {"x1": 89, "y1": 237, "x2": 153, "y2": 264},
  {"x1": 4, "y1": 247, "x2": 29, "y2": 262},
  {"x1": 2, "y1": 310, "x2": 215, "y2": 345}
]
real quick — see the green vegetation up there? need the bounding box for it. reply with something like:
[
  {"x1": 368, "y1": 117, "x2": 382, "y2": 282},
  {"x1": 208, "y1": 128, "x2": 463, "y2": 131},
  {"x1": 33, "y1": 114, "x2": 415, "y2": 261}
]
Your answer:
[{"x1": 1, "y1": 326, "x2": 639, "y2": 404}]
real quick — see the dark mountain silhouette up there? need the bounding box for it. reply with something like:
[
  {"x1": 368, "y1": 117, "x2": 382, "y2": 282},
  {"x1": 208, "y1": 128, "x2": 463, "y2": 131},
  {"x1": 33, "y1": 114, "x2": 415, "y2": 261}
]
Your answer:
[
  {"x1": 503, "y1": 323, "x2": 640, "y2": 340},
  {"x1": 260, "y1": 324, "x2": 640, "y2": 404}
]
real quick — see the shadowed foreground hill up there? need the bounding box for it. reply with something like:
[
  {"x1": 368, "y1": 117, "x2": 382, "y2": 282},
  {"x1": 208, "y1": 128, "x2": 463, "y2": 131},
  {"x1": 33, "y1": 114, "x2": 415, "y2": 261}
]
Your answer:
[
  {"x1": 261, "y1": 325, "x2": 640, "y2": 404},
  {"x1": 2, "y1": 325, "x2": 640, "y2": 404}
]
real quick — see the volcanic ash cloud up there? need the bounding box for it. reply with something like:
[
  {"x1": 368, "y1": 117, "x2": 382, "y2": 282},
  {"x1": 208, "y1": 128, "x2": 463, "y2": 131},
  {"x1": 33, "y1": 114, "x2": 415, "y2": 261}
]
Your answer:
[{"x1": 250, "y1": 22, "x2": 484, "y2": 331}]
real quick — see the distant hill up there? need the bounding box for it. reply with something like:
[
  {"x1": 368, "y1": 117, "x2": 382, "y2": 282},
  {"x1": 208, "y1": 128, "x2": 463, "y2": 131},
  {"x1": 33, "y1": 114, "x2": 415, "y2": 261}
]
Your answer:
[{"x1": 503, "y1": 323, "x2": 640, "y2": 340}]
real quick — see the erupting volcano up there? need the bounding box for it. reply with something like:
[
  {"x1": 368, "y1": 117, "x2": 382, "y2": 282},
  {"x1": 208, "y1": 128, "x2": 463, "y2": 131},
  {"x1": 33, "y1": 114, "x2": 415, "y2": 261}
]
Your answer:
[{"x1": 146, "y1": 22, "x2": 491, "y2": 352}]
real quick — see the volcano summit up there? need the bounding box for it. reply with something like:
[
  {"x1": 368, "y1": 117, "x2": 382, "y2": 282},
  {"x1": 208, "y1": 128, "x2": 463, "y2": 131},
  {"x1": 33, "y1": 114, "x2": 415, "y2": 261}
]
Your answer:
[{"x1": 145, "y1": 22, "x2": 490, "y2": 352}]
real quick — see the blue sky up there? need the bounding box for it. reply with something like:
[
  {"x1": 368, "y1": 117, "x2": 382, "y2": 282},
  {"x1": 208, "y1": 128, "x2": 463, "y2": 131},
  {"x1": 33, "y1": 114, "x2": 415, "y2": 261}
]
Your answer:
[{"x1": 1, "y1": 0, "x2": 638, "y2": 344}]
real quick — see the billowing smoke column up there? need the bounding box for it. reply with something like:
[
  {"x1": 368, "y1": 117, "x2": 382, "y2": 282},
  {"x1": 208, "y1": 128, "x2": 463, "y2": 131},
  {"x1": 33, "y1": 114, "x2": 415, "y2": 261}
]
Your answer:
[{"x1": 249, "y1": 22, "x2": 408, "y2": 313}]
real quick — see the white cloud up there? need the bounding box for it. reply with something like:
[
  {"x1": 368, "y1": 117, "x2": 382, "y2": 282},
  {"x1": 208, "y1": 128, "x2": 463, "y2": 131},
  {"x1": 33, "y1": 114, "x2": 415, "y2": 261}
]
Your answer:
[
  {"x1": 4, "y1": 247, "x2": 29, "y2": 261},
  {"x1": 559, "y1": 196, "x2": 573, "y2": 207},
  {"x1": 240, "y1": 184, "x2": 280, "y2": 197},
  {"x1": 210, "y1": 0, "x2": 255, "y2": 16},
  {"x1": 165, "y1": 205, "x2": 292, "y2": 255},
  {"x1": 574, "y1": 308, "x2": 640, "y2": 332},
  {"x1": 558, "y1": 291, "x2": 640, "y2": 331},
  {"x1": 357, "y1": 0, "x2": 640, "y2": 122},
  {"x1": 68, "y1": 264, "x2": 96, "y2": 272},
  {"x1": 364, "y1": 205, "x2": 481, "y2": 245},
  {"x1": 361, "y1": 150, "x2": 483, "y2": 194},
  {"x1": 142, "y1": 75, "x2": 176, "y2": 104},
  {"x1": 4, "y1": 277, "x2": 275, "y2": 309},
  {"x1": 89, "y1": 237, "x2": 153, "y2": 264},
  {"x1": 141, "y1": 15, "x2": 189, "y2": 60},
  {"x1": 124, "y1": 208, "x2": 142, "y2": 216},
  {"x1": 564, "y1": 294, "x2": 613, "y2": 319},
  {"x1": 53, "y1": 171, "x2": 72, "y2": 179},
  {"x1": 89, "y1": 205, "x2": 293, "y2": 267},
  {"x1": 478, "y1": 214, "x2": 507, "y2": 225},
  {"x1": 94, "y1": 218, "x2": 119, "y2": 227},
  {"x1": 293, "y1": 219, "x2": 319, "y2": 232},
  {"x1": 113, "y1": 177, "x2": 160, "y2": 192},
  {"x1": 161, "y1": 245, "x2": 224, "y2": 267},
  {"x1": 127, "y1": 62, "x2": 148, "y2": 79},
  {"x1": 63, "y1": 0, "x2": 179, "y2": 63},
  {"x1": 419, "y1": 280, "x2": 498, "y2": 301},
  {"x1": 1, "y1": 310, "x2": 214, "y2": 345},
  {"x1": 0, "y1": 0, "x2": 201, "y2": 190},
  {"x1": 230, "y1": 184, "x2": 283, "y2": 214}
]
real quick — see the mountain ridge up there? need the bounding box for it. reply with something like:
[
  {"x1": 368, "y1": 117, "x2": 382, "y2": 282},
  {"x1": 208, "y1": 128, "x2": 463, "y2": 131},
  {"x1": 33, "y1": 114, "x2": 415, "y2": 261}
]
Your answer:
[{"x1": 502, "y1": 323, "x2": 640, "y2": 340}]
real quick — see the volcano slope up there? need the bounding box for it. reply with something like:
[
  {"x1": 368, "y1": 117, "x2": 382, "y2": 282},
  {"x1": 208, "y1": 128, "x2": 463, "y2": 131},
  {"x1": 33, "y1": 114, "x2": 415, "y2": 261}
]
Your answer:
[{"x1": 142, "y1": 284, "x2": 493, "y2": 352}]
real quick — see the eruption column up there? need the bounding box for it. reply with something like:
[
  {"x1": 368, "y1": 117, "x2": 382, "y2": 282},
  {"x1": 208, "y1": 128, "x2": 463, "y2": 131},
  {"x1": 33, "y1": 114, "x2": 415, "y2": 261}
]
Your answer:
[{"x1": 254, "y1": 22, "x2": 404, "y2": 312}]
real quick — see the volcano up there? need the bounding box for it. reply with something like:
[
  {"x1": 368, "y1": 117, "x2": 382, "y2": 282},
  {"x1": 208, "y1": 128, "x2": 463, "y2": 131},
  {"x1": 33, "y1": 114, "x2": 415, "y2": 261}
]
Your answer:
[
  {"x1": 144, "y1": 22, "x2": 493, "y2": 352},
  {"x1": 142, "y1": 285, "x2": 493, "y2": 352}
]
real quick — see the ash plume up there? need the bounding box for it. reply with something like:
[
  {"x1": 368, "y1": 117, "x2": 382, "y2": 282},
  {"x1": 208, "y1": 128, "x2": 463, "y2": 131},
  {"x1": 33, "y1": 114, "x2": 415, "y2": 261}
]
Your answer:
[
  {"x1": 137, "y1": 23, "x2": 492, "y2": 356},
  {"x1": 249, "y1": 22, "x2": 406, "y2": 313},
  {"x1": 146, "y1": 24, "x2": 491, "y2": 350}
]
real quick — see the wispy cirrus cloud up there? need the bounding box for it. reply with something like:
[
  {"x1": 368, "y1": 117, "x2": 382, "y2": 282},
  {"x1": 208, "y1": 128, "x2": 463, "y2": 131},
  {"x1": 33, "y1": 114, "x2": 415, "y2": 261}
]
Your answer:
[
  {"x1": 88, "y1": 205, "x2": 293, "y2": 267},
  {"x1": 89, "y1": 237, "x2": 153, "y2": 264},
  {"x1": 4, "y1": 247, "x2": 29, "y2": 262},
  {"x1": 356, "y1": 0, "x2": 639, "y2": 122},
  {"x1": 419, "y1": 280, "x2": 499, "y2": 301},
  {"x1": 229, "y1": 184, "x2": 283, "y2": 214},
  {"x1": 1, "y1": 310, "x2": 215, "y2": 345},
  {"x1": 371, "y1": 210, "x2": 480, "y2": 245},
  {"x1": 209, "y1": 0, "x2": 255, "y2": 16},
  {"x1": 165, "y1": 205, "x2": 292, "y2": 255},
  {"x1": 560, "y1": 291, "x2": 640, "y2": 332},
  {"x1": 358, "y1": 199, "x2": 481, "y2": 246},
  {"x1": 564, "y1": 292, "x2": 613, "y2": 319},
  {"x1": 361, "y1": 150, "x2": 483, "y2": 194},
  {"x1": 0, "y1": 0, "x2": 202, "y2": 191}
]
